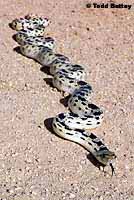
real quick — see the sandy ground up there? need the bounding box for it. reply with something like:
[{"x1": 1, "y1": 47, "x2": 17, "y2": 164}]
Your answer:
[{"x1": 0, "y1": 0, "x2": 134, "y2": 199}]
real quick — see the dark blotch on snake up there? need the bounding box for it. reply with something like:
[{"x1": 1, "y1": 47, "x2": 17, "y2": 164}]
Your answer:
[
  {"x1": 88, "y1": 104, "x2": 99, "y2": 109},
  {"x1": 80, "y1": 137, "x2": 85, "y2": 140},
  {"x1": 90, "y1": 133, "x2": 97, "y2": 139},
  {"x1": 61, "y1": 69, "x2": 67, "y2": 73},
  {"x1": 75, "y1": 99, "x2": 78, "y2": 102},
  {"x1": 69, "y1": 80, "x2": 74, "y2": 83},
  {"x1": 81, "y1": 117, "x2": 88, "y2": 120},
  {"x1": 94, "y1": 147, "x2": 98, "y2": 152},
  {"x1": 53, "y1": 123, "x2": 57, "y2": 128},
  {"x1": 53, "y1": 60, "x2": 59, "y2": 64},
  {"x1": 67, "y1": 117, "x2": 74, "y2": 119},
  {"x1": 99, "y1": 146, "x2": 108, "y2": 151},
  {"x1": 82, "y1": 132, "x2": 89, "y2": 137},
  {"x1": 75, "y1": 129, "x2": 85, "y2": 133},
  {"x1": 81, "y1": 102, "x2": 86, "y2": 106},
  {"x1": 66, "y1": 132, "x2": 74, "y2": 136},
  {"x1": 78, "y1": 81, "x2": 87, "y2": 86},
  {"x1": 45, "y1": 37, "x2": 54, "y2": 41},
  {"x1": 56, "y1": 118, "x2": 59, "y2": 122},
  {"x1": 78, "y1": 96, "x2": 86, "y2": 102},
  {"x1": 58, "y1": 113, "x2": 65, "y2": 120},
  {"x1": 57, "y1": 123, "x2": 62, "y2": 127},
  {"x1": 70, "y1": 113, "x2": 79, "y2": 117},
  {"x1": 58, "y1": 120, "x2": 72, "y2": 131},
  {"x1": 94, "y1": 111, "x2": 103, "y2": 116},
  {"x1": 93, "y1": 140, "x2": 103, "y2": 146}
]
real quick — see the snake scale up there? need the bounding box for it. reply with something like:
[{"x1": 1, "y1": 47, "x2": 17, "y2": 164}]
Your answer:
[{"x1": 10, "y1": 14, "x2": 116, "y2": 174}]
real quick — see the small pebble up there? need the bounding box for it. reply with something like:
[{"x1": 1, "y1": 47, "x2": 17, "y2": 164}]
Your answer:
[{"x1": 69, "y1": 193, "x2": 76, "y2": 199}]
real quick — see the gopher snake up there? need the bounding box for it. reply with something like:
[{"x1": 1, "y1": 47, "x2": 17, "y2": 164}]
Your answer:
[{"x1": 10, "y1": 14, "x2": 116, "y2": 175}]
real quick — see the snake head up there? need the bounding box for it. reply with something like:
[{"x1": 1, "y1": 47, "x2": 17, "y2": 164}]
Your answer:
[
  {"x1": 95, "y1": 149, "x2": 116, "y2": 175},
  {"x1": 95, "y1": 149, "x2": 116, "y2": 166}
]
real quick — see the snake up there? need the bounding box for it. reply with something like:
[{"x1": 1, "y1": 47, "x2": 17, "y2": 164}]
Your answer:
[{"x1": 10, "y1": 14, "x2": 116, "y2": 174}]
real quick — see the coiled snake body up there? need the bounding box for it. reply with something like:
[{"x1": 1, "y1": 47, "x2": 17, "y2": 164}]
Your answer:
[{"x1": 10, "y1": 14, "x2": 116, "y2": 174}]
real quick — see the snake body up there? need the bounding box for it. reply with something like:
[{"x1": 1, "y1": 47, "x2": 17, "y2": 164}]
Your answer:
[{"x1": 10, "y1": 14, "x2": 116, "y2": 173}]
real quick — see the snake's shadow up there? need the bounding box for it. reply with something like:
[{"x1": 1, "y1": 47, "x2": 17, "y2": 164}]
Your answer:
[
  {"x1": 60, "y1": 95, "x2": 70, "y2": 107},
  {"x1": 9, "y1": 23, "x2": 14, "y2": 29},
  {"x1": 13, "y1": 46, "x2": 51, "y2": 76},
  {"x1": 44, "y1": 117, "x2": 65, "y2": 140},
  {"x1": 40, "y1": 66, "x2": 50, "y2": 75},
  {"x1": 13, "y1": 46, "x2": 39, "y2": 62},
  {"x1": 13, "y1": 46, "x2": 64, "y2": 92},
  {"x1": 86, "y1": 153, "x2": 104, "y2": 170},
  {"x1": 43, "y1": 77, "x2": 54, "y2": 88},
  {"x1": 12, "y1": 34, "x2": 18, "y2": 42},
  {"x1": 13, "y1": 46, "x2": 22, "y2": 54},
  {"x1": 44, "y1": 118, "x2": 104, "y2": 170},
  {"x1": 44, "y1": 117, "x2": 54, "y2": 134}
]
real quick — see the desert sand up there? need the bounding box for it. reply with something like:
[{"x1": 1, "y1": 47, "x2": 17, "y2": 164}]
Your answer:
[{"x1": 0, "y1": 0, "x2": 134, "y2": 199}]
